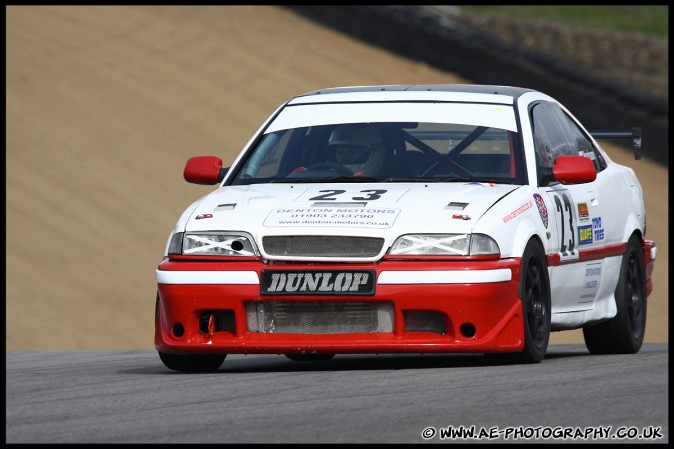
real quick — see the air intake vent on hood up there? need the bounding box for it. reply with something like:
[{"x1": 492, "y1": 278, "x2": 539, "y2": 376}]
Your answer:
[{"x1": 262, "y1": 235, "x2": 384, "y2": 258}]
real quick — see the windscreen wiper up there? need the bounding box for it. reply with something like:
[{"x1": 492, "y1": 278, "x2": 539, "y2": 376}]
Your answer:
[
  {"x1": 270, "y1": 175, "x2": 382, "y2": 183},
  {"x1": 432, "y1": 177, "x2": 503, "y2": 184}
]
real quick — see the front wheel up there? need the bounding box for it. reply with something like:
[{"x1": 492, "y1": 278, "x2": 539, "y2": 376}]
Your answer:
[
  {"x1": 583, "y1": 235, "x2": 646, "y2": 354},
  {"x1": 487, "y1": 240, "x2": 551, "y2": 364},
  {"x1": 518, "y1": 240, "x2": 552, "y2": 363},
  {"x1": 158, "y1": 352, "x2": 226, "y2": 372}
]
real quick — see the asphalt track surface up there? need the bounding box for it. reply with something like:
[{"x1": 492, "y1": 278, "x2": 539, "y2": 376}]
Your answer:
[{"x1": 6, "y1": 344, "x2": 668, "y2": 443}]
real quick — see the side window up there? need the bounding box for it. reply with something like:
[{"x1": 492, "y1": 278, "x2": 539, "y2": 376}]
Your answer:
[
  {"x1": 558, "y1": 111, "x2": 607, "y2": 173},
  {"x1": 531, "y1": 102, "x2": 604, "y2": 183}
]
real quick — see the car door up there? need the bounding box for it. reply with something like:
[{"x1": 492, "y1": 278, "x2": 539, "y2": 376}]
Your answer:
[{"x1": 530, "y1": 101, "x2": 607, "y2": 313}]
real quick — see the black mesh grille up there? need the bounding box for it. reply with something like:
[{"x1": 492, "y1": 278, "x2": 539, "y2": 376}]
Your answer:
[
  {"x1": 246, "y1": 301, "x2": 394, "y2": 334},
  {"x1": 262, "y1": 235, "x2": 384, "y2": 257},
  {"x1": 404, "y1": 310, "x2": 447, "y2": 334}
]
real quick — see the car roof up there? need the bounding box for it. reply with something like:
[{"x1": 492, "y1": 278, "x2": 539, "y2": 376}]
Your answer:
[{"x1": 290, "y1": 84, "x2": 536, "y2": 106}]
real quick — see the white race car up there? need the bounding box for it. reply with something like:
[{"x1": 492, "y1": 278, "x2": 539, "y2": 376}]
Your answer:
[{"x1": 155, "y1": 84, "x2": 657, "y2": 371}]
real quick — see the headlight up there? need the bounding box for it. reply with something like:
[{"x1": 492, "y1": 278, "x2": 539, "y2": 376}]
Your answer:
[
  {"x1": 389, "y1": 233, "x2": 500, "y2": 256},
  {"x1": 171, "y1": 232, "x2": 257, "y2": 256},
  {"x1": 469, "y1": 234, "x2": 501, "y2": 255},
  {"x1": 168, "y1": 232, "x2": 184, "y2": 255}
]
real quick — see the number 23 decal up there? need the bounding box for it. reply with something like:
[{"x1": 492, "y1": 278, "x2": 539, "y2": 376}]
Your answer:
[
  {"x1": 309, "y1": 189, "x2": 388, "y2": 201},
  {"x1": 551, "y1": 191, "x2": 578, "y2": 260}
]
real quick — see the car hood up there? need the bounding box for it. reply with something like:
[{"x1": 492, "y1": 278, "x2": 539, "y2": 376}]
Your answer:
[{"x1": 183, "y1": 182, "x2": 518, "y2": 240}]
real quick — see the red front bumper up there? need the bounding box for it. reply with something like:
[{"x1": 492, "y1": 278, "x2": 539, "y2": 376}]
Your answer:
[
  {"x1": 155, "y1": 258, "x2": 524, "y2": 355},
  {"x1": 643, "y1": 239, "x2": 656, "y2": 297}
]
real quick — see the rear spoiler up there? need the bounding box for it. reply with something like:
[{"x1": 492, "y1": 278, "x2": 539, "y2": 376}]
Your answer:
[{"x1": 590, "y1": 127, "x2": 642, "y2": 160}]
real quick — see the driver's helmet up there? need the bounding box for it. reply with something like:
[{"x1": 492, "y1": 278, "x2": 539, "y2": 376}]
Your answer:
[{"x1": 327, "y1": 124, "x2": 386, "y2": 175}]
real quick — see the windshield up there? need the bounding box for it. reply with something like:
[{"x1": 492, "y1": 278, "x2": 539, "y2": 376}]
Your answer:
[{"x1": 229, "y1": 103, "x2": 525, "y2": 185}]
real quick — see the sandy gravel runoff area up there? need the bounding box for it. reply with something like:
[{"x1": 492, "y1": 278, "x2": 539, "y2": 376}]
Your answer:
[{"x1": 7, "y1": 6, "x2": 668, "y2": 350}]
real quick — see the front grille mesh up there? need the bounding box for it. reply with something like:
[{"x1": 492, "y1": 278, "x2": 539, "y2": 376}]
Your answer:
[
  {"x1": 246, "y1": 301, "x2": 394, "y2": 334},
  {"x1": 262, "y1": 235, "x2": 384, "y2": 258}
]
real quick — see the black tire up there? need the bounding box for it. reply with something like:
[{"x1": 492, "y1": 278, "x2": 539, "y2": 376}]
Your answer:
[
  {"x1": 488, "y1": 240, "x2": 551, "y2": 364},
  {"x1": 517, "y1": 240, "x2": 552, "y2": 363},
  {"x1": 583, "y1": 235, "x2": 646, "y2": 354},
  {"x1": 158, "y1": 352, "x2": 226, "y2": 372},
  {"x1": 285, "y1": 354, "x2": 335, "y2": 362}
]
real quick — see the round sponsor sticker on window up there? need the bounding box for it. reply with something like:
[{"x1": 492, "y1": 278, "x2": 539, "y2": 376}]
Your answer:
[{"x1": 533, "y1": 193, "x2": 548, "y2": 228}]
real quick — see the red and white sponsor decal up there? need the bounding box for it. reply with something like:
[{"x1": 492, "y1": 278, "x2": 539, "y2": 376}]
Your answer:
[{"x1": 502, "y1": 200, "x2": 533, "y2": 223}]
